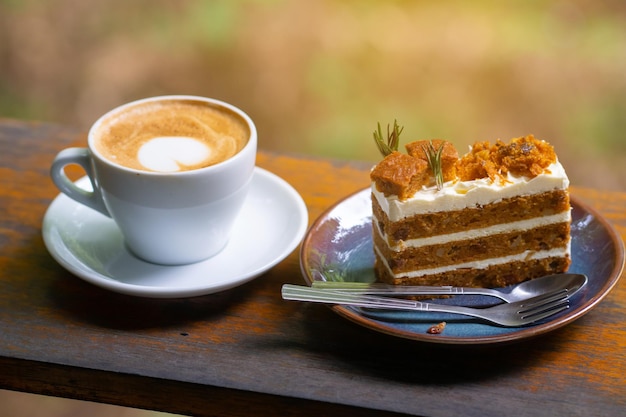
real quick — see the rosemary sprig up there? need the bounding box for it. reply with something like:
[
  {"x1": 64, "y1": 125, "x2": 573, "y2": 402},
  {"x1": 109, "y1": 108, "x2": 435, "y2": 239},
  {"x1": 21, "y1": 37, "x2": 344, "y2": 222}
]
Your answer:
[
  {"x1": 373, "y1": 120, "x2": 403, "y2": 157},
  {"x1": 422, "y1": 141, "x2": 445, "y2": 191}
]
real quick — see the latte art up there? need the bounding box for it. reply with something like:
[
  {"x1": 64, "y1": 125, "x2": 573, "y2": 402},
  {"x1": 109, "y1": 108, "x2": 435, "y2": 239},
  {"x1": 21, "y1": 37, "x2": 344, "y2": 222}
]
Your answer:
[
  {"x1": 138, "y1": 137, "x2": 211, "y2": 172},
  {"x1": 93, "y1": 100, "x2": 249, "y2": 172}
]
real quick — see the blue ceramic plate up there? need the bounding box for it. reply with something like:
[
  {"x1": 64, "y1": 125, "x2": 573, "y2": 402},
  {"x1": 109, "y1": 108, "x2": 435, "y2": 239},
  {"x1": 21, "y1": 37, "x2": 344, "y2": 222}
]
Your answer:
[{"x1": 299, "y1": 189, "x2": 625, "y2": 344}]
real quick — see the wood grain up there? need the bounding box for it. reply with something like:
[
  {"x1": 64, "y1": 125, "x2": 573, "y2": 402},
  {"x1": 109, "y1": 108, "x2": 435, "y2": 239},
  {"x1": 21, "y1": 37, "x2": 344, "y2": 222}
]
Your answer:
[{"x1": 0, "y1": 119, "x2": 624, "y2": 417}]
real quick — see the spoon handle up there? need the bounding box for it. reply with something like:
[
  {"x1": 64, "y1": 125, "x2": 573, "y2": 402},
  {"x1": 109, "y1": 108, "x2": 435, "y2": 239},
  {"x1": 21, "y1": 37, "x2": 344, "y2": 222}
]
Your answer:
[{"x1": 310, "y1": 281, "x2": 505, "y2": 300}]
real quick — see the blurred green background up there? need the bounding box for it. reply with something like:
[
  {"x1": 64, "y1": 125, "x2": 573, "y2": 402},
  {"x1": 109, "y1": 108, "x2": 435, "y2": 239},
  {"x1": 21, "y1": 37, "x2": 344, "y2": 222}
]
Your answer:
[
  {"x1": 0, "y1": 2, "x2": 625, "y2": 416},
  {"x1": 2, "y1": 0, "x2": 626, "y2": 190}
]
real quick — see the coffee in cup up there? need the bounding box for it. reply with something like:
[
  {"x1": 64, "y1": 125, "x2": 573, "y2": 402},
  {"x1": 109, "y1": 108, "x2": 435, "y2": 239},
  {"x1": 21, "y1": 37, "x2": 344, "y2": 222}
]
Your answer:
[
  {"x1": 93, "y1": 99, "x2": 249, "y2": 172},
  {"x1": 50, "y1": 96, "x2": 257, "y2": 265}
]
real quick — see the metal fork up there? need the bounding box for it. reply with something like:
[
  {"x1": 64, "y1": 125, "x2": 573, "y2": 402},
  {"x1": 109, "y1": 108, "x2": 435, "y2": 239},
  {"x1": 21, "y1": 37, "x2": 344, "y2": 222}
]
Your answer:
[{"x1": 281, "y1": 284, "x2": 571, "y2": 327}]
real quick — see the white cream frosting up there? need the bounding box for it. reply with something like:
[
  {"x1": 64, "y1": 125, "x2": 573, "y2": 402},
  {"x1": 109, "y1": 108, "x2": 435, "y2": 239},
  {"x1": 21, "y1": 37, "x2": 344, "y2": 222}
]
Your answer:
[{"x1": 372, "y1": 161, "x2": 569, "y2": 222}]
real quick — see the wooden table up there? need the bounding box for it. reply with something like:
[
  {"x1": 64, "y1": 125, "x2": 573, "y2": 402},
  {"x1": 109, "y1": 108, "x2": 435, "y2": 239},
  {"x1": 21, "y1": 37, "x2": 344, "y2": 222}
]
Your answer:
[{"x1": 1, "y1": 118, "x2": 625, "y2": 417}]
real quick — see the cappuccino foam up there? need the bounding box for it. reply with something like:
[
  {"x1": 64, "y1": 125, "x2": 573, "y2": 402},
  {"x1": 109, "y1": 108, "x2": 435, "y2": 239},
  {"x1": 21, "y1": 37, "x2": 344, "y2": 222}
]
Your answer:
[{"x1": 93, "y1": 100, "x2": 249, "y2": 172}]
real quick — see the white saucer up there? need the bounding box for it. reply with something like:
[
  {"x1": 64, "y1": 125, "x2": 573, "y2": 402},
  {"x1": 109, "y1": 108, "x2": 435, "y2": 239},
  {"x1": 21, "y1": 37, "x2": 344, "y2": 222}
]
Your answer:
[{"x1": 42, "y1": 167, "x2": 308, "y2": 298}]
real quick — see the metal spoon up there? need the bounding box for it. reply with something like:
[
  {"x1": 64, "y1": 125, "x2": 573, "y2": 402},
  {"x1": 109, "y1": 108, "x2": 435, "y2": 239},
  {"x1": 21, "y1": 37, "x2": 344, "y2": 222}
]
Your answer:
[{"x1": 310, "y1": 273, "x2": 588, "y2": 303}]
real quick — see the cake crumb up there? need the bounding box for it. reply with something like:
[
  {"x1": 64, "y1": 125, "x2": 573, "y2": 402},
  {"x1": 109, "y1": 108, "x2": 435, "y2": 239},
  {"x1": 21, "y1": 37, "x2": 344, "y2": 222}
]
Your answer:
[
  {"x1": 405, "y1": 139, "x2": 459, "y2": 182},
  {"x1": 494, "y1": 135, "x2": 557, "y2": 178},
  {"x1": 372, "y1": 134, "x2": 559, "y2": 198},
  {"x1": 456, "y1": 141, "x2": 499, "y2": 181},
  {"x1": 456, "y1": 135, "x2": 556, "y2": 181},
  {"x1": 370, "y1": 151, "x2": 429, "y2": 199},
  {"x1": 427, "y1": 322, "x2": 446, "y2": 334}
]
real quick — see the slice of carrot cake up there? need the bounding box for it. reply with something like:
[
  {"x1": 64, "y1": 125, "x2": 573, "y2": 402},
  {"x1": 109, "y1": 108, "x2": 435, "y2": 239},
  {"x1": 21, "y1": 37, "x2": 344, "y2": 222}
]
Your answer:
[{"x1": 370, "y1": 125, "x2": 571, "y2": 288}]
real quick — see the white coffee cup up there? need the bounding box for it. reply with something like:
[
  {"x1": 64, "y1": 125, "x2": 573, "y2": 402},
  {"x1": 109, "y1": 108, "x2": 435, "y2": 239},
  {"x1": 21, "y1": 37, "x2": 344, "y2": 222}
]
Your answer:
[{"x1": 50, "y1": 95, "x2": 257, "y2": 265}]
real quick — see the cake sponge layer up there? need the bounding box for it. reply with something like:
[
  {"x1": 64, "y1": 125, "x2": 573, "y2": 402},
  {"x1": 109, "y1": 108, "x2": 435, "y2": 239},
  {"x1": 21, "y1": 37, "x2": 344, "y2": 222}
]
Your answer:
[
  {"x1": 374, "y1": 251, "x2": 571, "y2": 288},
  {"x1": 373, "y1": 189, "x2": 570, "y2": 244},
  {"x1": 373, "y1": 220, "x2": 571, "y2": 273}
]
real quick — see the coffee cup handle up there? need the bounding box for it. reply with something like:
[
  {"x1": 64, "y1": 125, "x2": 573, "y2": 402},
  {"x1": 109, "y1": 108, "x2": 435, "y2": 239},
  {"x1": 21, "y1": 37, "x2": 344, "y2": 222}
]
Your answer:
[{"x1": 50, "y1": 148, "x2": 111, "y2": 217}]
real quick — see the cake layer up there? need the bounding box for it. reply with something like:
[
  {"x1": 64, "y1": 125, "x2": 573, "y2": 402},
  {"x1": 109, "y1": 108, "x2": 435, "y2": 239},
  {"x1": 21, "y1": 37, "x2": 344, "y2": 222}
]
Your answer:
[
  {"x1": 373, "y1": 220, "x2": 571, "y2": 272},
  {"x1": 378, "y1": 212, "x2": 571, "y2": 250},
  {"x1": 373, "y1": 190, "x2": 570, "y2": 244},
  {"x1": 374, "y1": 250, "x2": 571, "y2": 288}
]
